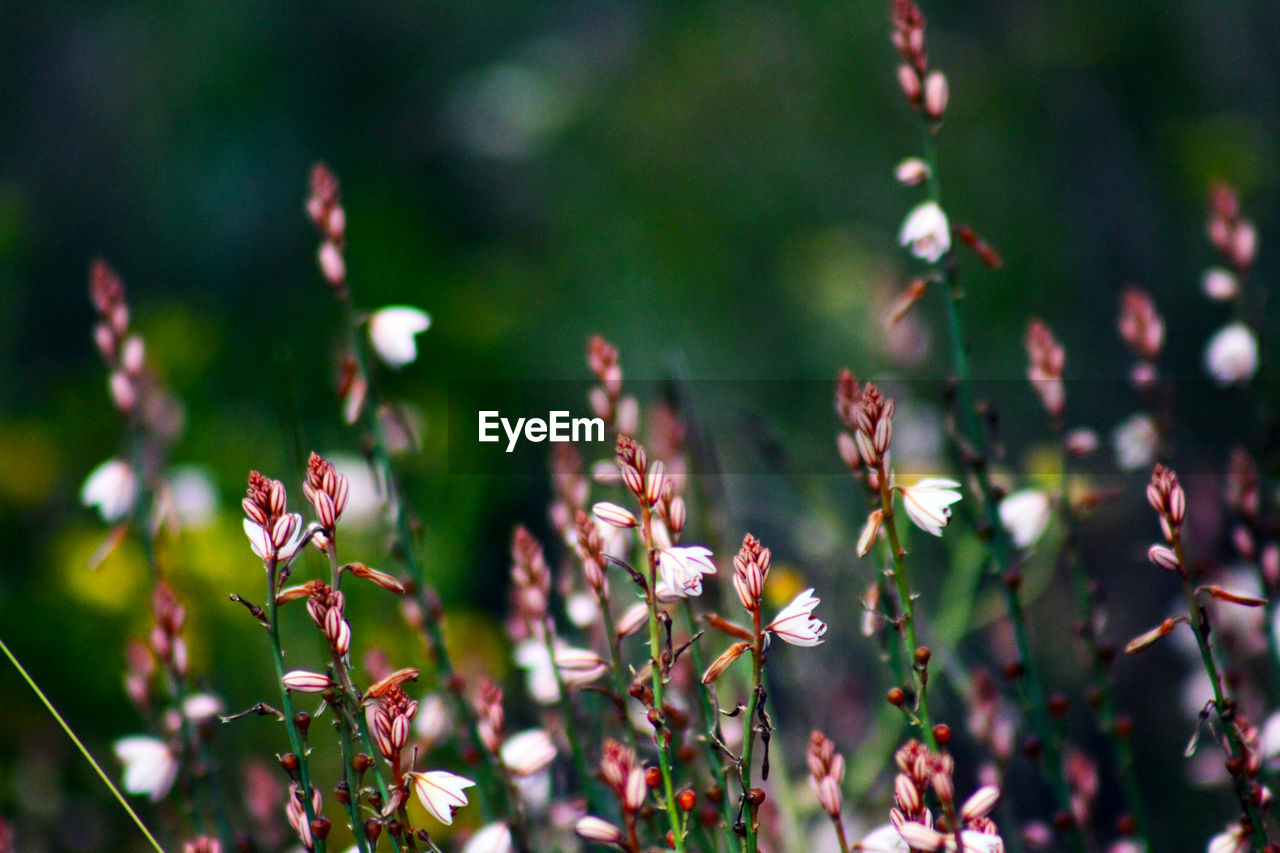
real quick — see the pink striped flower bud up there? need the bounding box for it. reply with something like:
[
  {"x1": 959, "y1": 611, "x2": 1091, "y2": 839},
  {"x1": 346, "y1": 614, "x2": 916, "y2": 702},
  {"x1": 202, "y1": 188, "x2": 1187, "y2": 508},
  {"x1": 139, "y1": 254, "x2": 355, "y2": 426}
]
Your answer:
[{"x1": 282, "y1": 671, "x2": 334, "y2": 693}]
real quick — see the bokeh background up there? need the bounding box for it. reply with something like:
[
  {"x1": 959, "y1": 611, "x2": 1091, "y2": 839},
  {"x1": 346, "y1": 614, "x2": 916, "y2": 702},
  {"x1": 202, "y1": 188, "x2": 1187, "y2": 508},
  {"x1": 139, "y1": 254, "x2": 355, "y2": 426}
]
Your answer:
[{"x1": 2, "y1": 1, "x2": 1279, "y2": 850}]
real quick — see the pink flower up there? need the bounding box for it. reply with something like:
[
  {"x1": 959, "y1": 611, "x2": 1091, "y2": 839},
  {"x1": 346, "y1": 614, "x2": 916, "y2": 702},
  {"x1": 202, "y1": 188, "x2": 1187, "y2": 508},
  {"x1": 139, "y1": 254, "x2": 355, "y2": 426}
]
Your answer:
[{"x1": 767, "y1": 589, "x2": 827, "y2": 646}]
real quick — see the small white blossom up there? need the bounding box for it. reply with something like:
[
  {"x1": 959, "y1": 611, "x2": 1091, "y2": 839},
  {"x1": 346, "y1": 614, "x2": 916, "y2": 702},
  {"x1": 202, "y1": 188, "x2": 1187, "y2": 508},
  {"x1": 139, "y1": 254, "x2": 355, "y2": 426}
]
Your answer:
[
  {"x1": 166, "y1": 466, "x2": 219, "y2": 528},
  {"x1": 655, "y1": 545, "x2": 716, "y2": 599},
  {"x1": 999, "y1": 489, "x2": 1052, "y2": 548},
  {"x1": 368, "y1": 306, "x2": 431, "y2": 369},
  {"x1": 414, "y1": 694, "x2": 451, "y2": 743},
  {"x1": 899, "y1": 477, "x2": 963, "y2": 537},
  {"x1": 182, "y1": 693, "x2": 224, "y2": 724},
  {"x1": 1112, "y1": 413, "x2": 1158, "y2": 472},
  {"x1": 899, "y1": 201, "x2": 951, "y2": 263},
  {"x1": 242, "y1": 513, "x2": 305, "y2": 563},
  {"x1": 514, "y1": 640, "x2": 606, "y2": 704},
  {"x1": 500, "y1": 729, "x2": 557, "y2": 777},
  {"x1": 463, "y1": 822, "x2": 513, "y2": 853},
  {"x1": 1204, "y1": 322, "x2": 1259, "y2": 386},
  {"x1": 408, "y1": 770, "x2": 475, "y2": 825},
  {"x1": 857, "y1": 824, "x2": 909, "y2": 853},
  {"x1": 82, "y1": 458, "x2": 137, "y2": 523},
  {"x1": 766, "y1": 588, "x2": 827, "y2": 646},
  {"x1": 114, "y1": 736, "x2": 179, "y2": 802}
]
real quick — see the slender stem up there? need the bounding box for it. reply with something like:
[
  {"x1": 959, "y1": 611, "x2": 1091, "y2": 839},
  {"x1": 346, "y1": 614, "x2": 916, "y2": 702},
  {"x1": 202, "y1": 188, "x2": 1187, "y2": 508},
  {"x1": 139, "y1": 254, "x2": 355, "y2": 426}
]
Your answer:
[
  {"x1": 921, "y1": 126, "x2": 1086, "y2": 853},
  {"x1": 682, "y1": 600, "x2": 738, "y2": 841},
  {"x1": 1173, "y1": 534, "x2": 1270, "y2": 851},
  {"x1": 1, "y1": 635, "x2": 166, "y2": 853},
  {"x1": 324, "y1": 542, "x2": 401, "y2": 853},
  {"x1": 876, "y1": 464, "x2": 937, "y2": 752},
  {"x1": 336, "y1": 290, "x2": 513, "y2": 834},
  {"x1": 265, "y1": 558, "x2": 326, "y2": 853},
  {"x1": 640, "y1": 504, "x2": 686, "y2": 853},
  {"x1": 737, "y1": 615, "x2": 763, "y2": 853},
  {"x1": 602, "y1": 593, "x2": 639, "y2": 754},
  {"x1": 541, "y1": 625, "x2": 596, "y2": 810},
  {"x1": 1056, "y1": 457, "x2": 1150, "y2": 848}
]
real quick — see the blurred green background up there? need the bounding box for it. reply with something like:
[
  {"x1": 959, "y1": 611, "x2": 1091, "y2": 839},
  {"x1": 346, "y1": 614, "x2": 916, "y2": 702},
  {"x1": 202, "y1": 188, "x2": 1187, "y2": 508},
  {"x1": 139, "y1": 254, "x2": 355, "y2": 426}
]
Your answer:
[{"x1": 1, "y1": 1, "x2": 1279, "y2": 850}]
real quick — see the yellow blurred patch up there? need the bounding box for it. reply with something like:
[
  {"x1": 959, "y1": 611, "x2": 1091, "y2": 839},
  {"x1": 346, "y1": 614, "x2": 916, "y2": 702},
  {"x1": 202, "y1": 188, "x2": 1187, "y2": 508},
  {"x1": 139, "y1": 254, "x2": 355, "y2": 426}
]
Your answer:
[
  {"x1": 57, "y1": 527, "x2": 148, "y2": 612},
  {"x1": 1021, "y1": 444, "x2": 1064, "y2": 488},
  {"x1": 764, "y1": 565, "x2": 806, "y2": 610},
  {"x1": 0, "y1": 421, "x2": 60, "y2": 505}
]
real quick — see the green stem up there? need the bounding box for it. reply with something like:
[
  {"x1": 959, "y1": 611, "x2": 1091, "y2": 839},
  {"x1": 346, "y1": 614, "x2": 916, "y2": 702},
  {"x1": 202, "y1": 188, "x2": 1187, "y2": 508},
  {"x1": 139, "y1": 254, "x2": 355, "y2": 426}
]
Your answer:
[
  {"x1": 265, "y1": 558, "x2": 326, "y2": 853},
  {"x1": 641, "y1": 505, "x2": 686, "y2": 853},
  {"x1": 921, "y1": 126, "x2": 1086, "y2": 853},
  {"x1": 541, "y1": 625, "x2": 597, "y2": 812},
  {"x1": 1, "y1": 635, "x2": 166, "y2": 853},
  {"x1": 324, "y1": 541, "x2": 400, "y2": 853},
  {"x1": 682, "y1": 600, "x2": 737, "y2": 843},
  {"x1": 602, "y1": 593, "x2": 639, "y2": 755},
  {"x1": 336, "y1": 289, "x2": 513, "y2": 834},
  {"x1": 1174, "y1": 535, "x2": 1270, "y2": 851},
  {"x1": 876, "y1": 463, "x2": 937, "y2": 752},
  {"x1": 1056, "y1": 458, "x2": 1150, "y2": 849},
  {"x1": 737, "y1": 617, "x2": 763, "y2": 853}
]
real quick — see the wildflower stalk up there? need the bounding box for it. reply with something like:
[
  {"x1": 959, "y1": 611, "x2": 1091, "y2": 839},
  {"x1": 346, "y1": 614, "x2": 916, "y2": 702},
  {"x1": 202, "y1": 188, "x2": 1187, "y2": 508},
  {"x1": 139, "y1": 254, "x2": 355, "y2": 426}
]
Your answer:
[
  {"x1": 1170, "y1": 531, "x2": 1269, "y2": 850},
  {"x1": 1056, "y1": 468, "x2": 1150, "y2": 848},
  {"x1": 737, "y1": 603, "x2": 765, "y2": 853},
  {"x1": 602, "y1": 596, "x2": 639, "y2": 754},
  {"x1": 919, "y1": 128, "x2": 1085, "y2": 852},
  {"x1": 639, "y1": 502, "x2": 687, "y2": 853},
  {"x1": 540, "y1": 623, "x2": 596, "y2": 810},
  {"x1": 874, "y1": 460, "x2": 937, "y2": 751},
  {"x1": 683, "y1": 601, "x2": 738, "y2": 839},
  {"x1": 307, "y1": 164, "x2": 511, "y2": 826},
  {"x1": 264, "y1": 554, "x2": 325, "y2": 853},
  {"x1": 321, "y1": 546, "x2": 386, "y2": 853},
  {"x1": 127, "y1": 435, "x2": 235, "y2": 850},
  {"x1": 0, "y1": 634, "x2": 166, "y2": 853}
]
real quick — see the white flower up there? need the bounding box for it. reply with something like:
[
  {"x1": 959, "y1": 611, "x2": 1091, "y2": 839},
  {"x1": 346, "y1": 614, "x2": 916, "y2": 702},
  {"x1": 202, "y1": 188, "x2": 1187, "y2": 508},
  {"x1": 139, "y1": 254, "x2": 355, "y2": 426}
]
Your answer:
[
  {"x1": 514, "y1": 640, "x2": 605, "y2": 704},
  {"x1": 899, "y1": 477, "x2": 963, "y2": 536},
  {"x1": 951, "y1": 831, "x2": 1004, "y2": 853},
  {"x1": 857, "y1": 824, "x2": 909, "y2": 853},
  {"x1": 114, "y1": 736, "x2": 179, "y2": 802},
  {"x1": 1207, "y1": 826, "x2": 1249, "y2": 853},
  {"x1": 999, "y1": 489, "x2": 1052, "y2": 548},
  {"x1": 323, "y1": 453, "x2": 382, "y2": 530},
  {"x1": 242, "y1": 513, "x2": 306, "y2": 563},
  {"x1": 1112, "y1": 413, "x2": 1158, "y2": 472},
  {"x1": 766, "y1": 589, "x2": 827, "y2": 646},
  {"x1": 656, "y1": 545, "x2": 716, "y2": 598},
  {"x1": 414, "y1": 694, "x2": 451, "y2": 743},
  {"x1": 166, "y1": 466, "x2": 219, "y2": 528},
  {"x1": 82, "y1": 458, "x2": 137, "y2": 523},
  {"x1": 1204, "y1": 322, "x2": 1259, "y2": 385},
  {"x1": 368, "y1": 306, "x2": 431, "y2": 369},
  {"x1": 463, "y1": 822, "x2": 513, "y2": 853},
  {"x1": 182, "y1": 693, "x2": 224, "y2": 724},
  {"x1": 899, "y1": 201, "x2": 951, "y2": 263},
  {"x1": 1259, "y1": 711, "x2": 1280, "y2": 770},
  {"x1": 500, "y1": 729, "x2": 557, "y2": 777},
  {"x1": 407, "y1": 769, "x2": 474, "y2": 825},
  {"x1": 566, "y1": 591, "x2": 599, "y2": 628}
]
